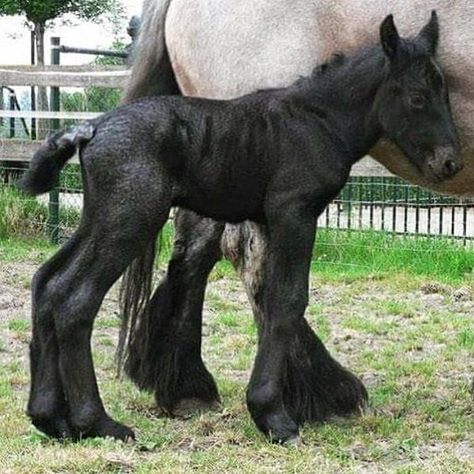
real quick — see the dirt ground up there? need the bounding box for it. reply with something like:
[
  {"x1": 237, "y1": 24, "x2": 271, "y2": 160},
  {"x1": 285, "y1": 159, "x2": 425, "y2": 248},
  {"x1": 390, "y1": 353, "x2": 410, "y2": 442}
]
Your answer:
[{"x1": 0, "y1": 256, "x2": 473, "y2": 473}]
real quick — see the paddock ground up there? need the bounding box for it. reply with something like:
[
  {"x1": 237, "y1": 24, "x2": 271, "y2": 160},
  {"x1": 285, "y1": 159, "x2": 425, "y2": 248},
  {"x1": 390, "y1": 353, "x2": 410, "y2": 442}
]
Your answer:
[{"x1": 0, "y1": 242, "x2": 473, "y2": 473}]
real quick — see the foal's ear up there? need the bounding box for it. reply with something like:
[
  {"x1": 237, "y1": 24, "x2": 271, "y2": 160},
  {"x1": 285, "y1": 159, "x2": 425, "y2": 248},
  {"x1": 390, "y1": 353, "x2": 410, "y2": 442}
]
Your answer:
[
  {"x1": 418, "y1": 10, "x2": 439, "y2": 55},
  {"x1": 380, "y1": 14, "x2": 400, "y2": 60}
]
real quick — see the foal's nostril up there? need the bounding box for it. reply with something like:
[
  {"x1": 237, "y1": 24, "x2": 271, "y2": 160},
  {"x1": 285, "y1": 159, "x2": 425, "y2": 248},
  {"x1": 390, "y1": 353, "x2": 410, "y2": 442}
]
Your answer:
[
  {"x1": 443, "y1": 159, "x2": 460, "y2": 176},
  {"x1": 445, "y1": 160, "x2": 456, "y2": 173}
]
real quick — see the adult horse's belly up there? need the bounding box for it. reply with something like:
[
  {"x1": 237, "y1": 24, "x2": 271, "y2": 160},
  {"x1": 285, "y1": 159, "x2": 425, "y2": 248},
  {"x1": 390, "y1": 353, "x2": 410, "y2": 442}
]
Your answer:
[{"x1": 166, "y1": 0, "x2": 474, "y2": 195}]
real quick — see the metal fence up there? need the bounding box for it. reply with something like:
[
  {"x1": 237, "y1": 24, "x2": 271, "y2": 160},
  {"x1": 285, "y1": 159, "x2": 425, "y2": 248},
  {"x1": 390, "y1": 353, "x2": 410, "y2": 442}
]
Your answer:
[
  {"x1": 3, "y1": 156, "x2": 474, "y2": 244},
  {"x1": 321, "y1": 177, "x2": 474, "y2": 242}
]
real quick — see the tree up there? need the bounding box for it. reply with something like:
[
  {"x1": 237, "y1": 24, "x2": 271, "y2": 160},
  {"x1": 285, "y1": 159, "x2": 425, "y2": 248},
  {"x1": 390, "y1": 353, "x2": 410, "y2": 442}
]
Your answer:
[
  {"x1": 0, "y1": 1, "x2": 122, "y2": 65},
  {"x1": 0, "y1": 1, "x2": 123, "y2": 134}
]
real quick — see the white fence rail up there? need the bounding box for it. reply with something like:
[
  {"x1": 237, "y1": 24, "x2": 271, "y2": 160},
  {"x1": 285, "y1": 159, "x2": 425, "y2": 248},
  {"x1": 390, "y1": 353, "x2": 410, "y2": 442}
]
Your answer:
[{"x1": 0, "y1": 65, "x2": 129, "y2": 88}]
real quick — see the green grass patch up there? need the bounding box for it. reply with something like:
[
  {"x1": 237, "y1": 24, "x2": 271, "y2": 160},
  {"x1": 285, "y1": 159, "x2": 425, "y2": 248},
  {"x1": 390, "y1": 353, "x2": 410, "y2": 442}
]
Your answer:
[
  {"x1": 458, "y1": 329, "x2": 474, "y2": 350},
  {"x1": 0, "y1": 187, "x2": 48, "y2": 239},
  {"x1": 7, "y1": 319, "x2": 30, "y2": 333},
  {"x1": 0, "y1": 237, "x2": 55, "y2": 262},
  {"x1": 313, "y1": 229, "x2": 474, "y2": 283},
  {"x1": 216, "y1": 312, "x2": 240, "y2": 328},
  {"x1": 0, "y1": 186, "x2": 81, "y2": 241}
]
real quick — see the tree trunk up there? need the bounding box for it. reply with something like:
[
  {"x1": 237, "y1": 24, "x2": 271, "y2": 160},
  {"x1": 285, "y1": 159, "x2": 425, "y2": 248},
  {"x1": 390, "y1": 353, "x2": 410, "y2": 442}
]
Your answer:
[{"x1": 34, "y1": 22, "x2": 49, "y2": 138}]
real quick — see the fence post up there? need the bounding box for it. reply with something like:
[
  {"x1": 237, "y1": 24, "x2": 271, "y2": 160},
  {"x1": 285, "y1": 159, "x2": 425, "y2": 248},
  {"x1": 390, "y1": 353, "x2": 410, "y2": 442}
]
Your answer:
[
  {"x1": 0, "y1": 87, "x2": 3, "y2": 128},
  {"x1": 31, "y1": 30, "x2": 37, "y2": 141},
  {"x1": 9, "y1": 90, "x2": 15, "y2": 138},
  {"x1": 48, "y1": 37, "x2": 60, "y2": 244}
]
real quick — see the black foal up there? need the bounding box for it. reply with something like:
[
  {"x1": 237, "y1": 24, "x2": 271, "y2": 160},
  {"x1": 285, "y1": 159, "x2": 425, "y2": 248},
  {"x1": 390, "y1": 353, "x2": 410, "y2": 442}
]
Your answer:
[{"x1": 19, "y1": 12, "x2": 461, "y2": 442}]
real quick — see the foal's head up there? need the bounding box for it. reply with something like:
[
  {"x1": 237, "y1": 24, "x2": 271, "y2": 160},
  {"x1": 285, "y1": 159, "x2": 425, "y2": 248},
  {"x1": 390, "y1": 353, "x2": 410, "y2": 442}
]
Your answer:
[{"x1": 375, "y1": 11, "x2": 462, "y2": 182}]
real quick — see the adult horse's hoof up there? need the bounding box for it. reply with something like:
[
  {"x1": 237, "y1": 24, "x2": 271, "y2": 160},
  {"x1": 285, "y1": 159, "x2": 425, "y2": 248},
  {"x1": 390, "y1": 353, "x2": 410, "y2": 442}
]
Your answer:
[
  {"x1": 82, "y1": 415, "x2": 136, "y2": 442},
  {"x1": 168, "y1": 398, "x2": 221, "y2": 418}
]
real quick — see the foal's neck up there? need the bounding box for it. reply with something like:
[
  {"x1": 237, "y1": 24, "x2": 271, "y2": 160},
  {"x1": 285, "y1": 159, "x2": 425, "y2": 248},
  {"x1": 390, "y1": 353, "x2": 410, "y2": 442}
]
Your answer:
[{"x1": 290, "y1": 46, "x2": 387, "y2": 161}]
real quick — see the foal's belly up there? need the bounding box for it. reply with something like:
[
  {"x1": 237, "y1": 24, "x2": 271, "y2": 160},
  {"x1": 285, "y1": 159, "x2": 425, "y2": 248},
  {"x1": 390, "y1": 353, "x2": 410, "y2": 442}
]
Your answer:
[
  {"x1": 175, "y1": 189, "x2": 265, "y2": 223},
  {"x1": 173, "y1": 168, "x2": 266, "y2": 223}
]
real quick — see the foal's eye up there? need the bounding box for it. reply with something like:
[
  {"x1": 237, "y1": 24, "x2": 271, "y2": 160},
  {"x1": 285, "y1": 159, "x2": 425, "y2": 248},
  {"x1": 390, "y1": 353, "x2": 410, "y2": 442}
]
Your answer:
[{"x1": 408, "y1": 94, "x2": 427, "y2": 109}]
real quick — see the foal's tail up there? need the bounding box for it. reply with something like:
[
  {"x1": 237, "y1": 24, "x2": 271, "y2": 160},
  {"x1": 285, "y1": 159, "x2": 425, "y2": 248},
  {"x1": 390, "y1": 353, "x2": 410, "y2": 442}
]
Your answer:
[{"x1": 17, "y1": 122, "x2": 95, "y2": 196}]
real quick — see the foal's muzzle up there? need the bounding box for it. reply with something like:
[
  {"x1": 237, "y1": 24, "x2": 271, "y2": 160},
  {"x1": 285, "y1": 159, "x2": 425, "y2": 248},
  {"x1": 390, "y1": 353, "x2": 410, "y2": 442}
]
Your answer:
[{"x1": 426, "y1": 146, "x2": 463, "y2": 181}]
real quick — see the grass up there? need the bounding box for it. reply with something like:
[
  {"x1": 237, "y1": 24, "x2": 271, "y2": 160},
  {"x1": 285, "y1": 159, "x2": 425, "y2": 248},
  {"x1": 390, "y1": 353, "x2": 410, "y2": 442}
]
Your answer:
[
  {"x1": 0, "y1": 227, "x2": 473, "y2": 472},
  {"x1": 313, "y1": 229, "x2": 474, "y2": 283},
  {"x1": 0, "y1": 186, "x2": 48, "y2": 239},
  {"x1": 0, "y1": 186, "x2": 81, "y2": 240},
  {"x1": 0, "y1": 236, "x2": 54, "y2": 262}
]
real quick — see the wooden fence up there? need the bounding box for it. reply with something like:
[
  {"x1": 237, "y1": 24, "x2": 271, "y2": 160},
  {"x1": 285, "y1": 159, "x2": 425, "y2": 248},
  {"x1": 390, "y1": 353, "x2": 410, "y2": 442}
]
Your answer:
[{"x1": 0, "y1": 61, "x2": 392, "y2": 177}]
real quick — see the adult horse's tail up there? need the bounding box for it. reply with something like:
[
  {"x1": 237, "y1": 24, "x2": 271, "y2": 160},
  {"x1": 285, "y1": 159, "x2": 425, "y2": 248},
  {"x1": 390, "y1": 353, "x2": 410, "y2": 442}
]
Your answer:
[
  {"x1": 122, "y1": 0, "x2": 179, "y2": 103},
  {"x1": 117, "y1": 0, "x2": 180, "y2": 383}
]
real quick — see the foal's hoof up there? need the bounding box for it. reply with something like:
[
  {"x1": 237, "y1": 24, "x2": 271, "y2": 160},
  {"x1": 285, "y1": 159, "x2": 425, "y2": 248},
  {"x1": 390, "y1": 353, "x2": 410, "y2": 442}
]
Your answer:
[
  {"x1": 31, "y1": 415, "x2": 76, "y2": 440},
  {"x1": 253, "y1": 409, "x2": 300, "y2": 444},
  {"x1": 74, "y1": 415, "x2": 135, "y2": 443}
]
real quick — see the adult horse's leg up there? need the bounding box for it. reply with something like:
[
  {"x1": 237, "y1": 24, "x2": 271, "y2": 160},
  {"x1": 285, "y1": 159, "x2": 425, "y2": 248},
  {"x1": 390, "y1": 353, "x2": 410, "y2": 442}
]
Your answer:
[
  {"x1": 124, "y1": 209, "x2": 224, "y2": 415},
  {"x1": 244, "y1": 207, "x2": 367, "y2": 442}
]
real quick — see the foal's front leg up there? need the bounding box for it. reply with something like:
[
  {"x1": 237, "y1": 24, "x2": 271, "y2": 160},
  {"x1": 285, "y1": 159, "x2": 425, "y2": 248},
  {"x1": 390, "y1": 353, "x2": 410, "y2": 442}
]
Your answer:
[
  {"x1": 246, "y1": 202, "x2": 367, "y2": 442},
  {"x1": 246, "y1": 203, "x2": 318, "y2": 441}
]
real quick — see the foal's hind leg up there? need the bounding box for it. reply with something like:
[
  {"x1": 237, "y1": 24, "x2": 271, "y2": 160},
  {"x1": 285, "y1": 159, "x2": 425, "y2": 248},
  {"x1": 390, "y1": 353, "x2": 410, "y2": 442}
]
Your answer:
[
  {"x1": 125, "y1": 209, "x2": 224, "y2": 415},
  {"x1": 28, "y1": 234, "x2": 82, "y2": 439},
  {"x1": 29, "y1": 205, "x2": 170, "y2": 440}
]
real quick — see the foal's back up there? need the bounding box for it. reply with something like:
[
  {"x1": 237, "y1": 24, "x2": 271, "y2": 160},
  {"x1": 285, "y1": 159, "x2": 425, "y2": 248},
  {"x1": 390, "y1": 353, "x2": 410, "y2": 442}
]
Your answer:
[{"x1": 84, "y1": 90, "x2": 340, "y2": 223}]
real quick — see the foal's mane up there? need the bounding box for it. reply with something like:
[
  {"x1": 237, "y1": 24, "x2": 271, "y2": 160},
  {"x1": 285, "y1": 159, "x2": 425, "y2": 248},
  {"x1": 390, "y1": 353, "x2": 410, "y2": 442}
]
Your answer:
[
  {"x1": 301, "y1": 52, "x2": 347, "y2": 83},
  {"x1": 282, "y1": 44, "x2": 386, "y2": 105},
  {"x1": 282, "y1": 37, "x2": 440, "y2": 105}
]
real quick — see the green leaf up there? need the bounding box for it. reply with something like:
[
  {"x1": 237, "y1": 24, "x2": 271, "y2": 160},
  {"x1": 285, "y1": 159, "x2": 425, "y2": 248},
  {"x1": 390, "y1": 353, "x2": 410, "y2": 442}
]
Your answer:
[{"x1": 0, "y1": 0, "x2": 122, "y2": 25}]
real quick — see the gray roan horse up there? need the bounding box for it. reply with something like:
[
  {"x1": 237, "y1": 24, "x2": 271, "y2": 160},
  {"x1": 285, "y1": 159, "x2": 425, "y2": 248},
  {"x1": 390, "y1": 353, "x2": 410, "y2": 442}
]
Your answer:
[
  {"x1": 22, "y1": 12, "x2": 462, "y2": 442},
  {"x1": 118, "y1": 0, "x2": 474, "y2": 440}
]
